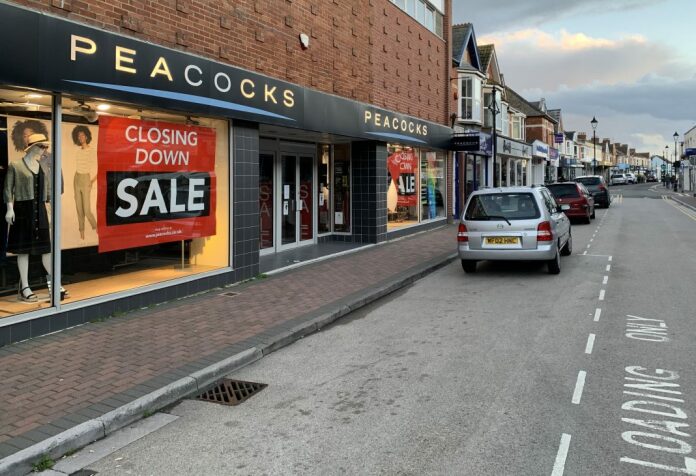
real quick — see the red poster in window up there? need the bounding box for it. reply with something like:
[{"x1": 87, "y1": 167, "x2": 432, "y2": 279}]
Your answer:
[
  {"x1": 387, "y1": 150, "x2": 418, "y2": 207},
  {"x1": 96, "y1": 116, "x2": 216, "y2": 253}
]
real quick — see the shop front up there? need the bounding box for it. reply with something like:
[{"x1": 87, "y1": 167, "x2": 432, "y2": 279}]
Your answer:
[
  {"x1": 496, "y1": 137, "x2": 531, "y2": 187},
  {"x1": 546, "y1": 147, "x2": 559, "y2": 183},
  {"x1": 531, "y1": 140, "x2": 548, "y2": 186},
  {"x1": 0, "y1": 3, "x2": 452, "y2": 344},
  {"x1": 452, "y1": 131, "x2": 492, "y2": 216}
]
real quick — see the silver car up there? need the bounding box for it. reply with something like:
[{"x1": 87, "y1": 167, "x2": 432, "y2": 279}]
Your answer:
[{"x1": 457, "y1": 187, "x2": 572, "y2": 274}]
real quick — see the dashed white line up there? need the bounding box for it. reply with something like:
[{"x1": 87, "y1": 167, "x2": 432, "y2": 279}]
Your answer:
[
  {"x1": 583, "y1": 251, "x2": 587, "y2": 255},
  {"x1": 590, "y1": 238, "x2": 594, "y2": 242},
  {"x1": 585, "y1": 334, "x2": 596, "y2": 354},
  {"x1": 586, "y1": 244, "x2": 591, "y2": 249},
  {"x1": 572, "y1": 371, "x2": 587, "y2": 404},
  {"x1": 552, "y1": 433, "x2": 572, "y2": 476},
  {"x1": 606, "y1": 265, "x2": 611, "y2": 272},
  {"x1": 599, "y1": 289, "x2": 605, "y2": 301},
  {"x1": 603, "y1": 276, "x2": 609, "y2": 285},
  {"x1": 608, "y1": 256, "x2": 613, "y2": 262},
  {"x1": 594, "y1": 308, "x2": 602, "y2": 322}
]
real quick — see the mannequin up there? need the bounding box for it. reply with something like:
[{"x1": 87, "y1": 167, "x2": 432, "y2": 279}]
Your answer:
[{"x1": 4, "y1": 133, "x2": 66, "y2": 302}]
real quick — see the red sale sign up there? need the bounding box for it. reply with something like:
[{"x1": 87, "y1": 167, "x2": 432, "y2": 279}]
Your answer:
[
  {"x1": 387, "y1": 150, "x2": 418, "y2": 207},
  {"x1": 96, "y1": 116, "x2": 217, "y2": 252}
]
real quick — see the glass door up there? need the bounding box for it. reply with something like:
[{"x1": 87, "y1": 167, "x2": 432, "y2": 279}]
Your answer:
[
  {"x1": 299, "y1": 155, "x2": 313, "y2": 242},
  {"x1": 280, "y1": 155, "x2": 297, "y2": 246},
  {"x1": 259, "y1": 153, "x2": 274, "y2": 250}
]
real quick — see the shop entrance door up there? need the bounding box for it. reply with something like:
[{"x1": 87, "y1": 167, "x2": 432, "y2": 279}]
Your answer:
[{"x1": 279, "y1": 153, "x2": 314, "y2": 250}]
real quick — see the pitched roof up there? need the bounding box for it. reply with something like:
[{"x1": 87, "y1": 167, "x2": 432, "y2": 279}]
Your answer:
[
  {"x1": 564, "y1": 131, "x2": 576, "y2": 140},
  {"x1": 504, "y1": 86, "x2": 557, "y2": 124},
  {"x1": 452, "y1": 23, "x2": 481, "y2": 71},
  {"x1": 548, "y1": 109, "x2": 561, "y2": 123},
  {"x1": 478, "y1": 44, "x2": 494, "y2": 71}
]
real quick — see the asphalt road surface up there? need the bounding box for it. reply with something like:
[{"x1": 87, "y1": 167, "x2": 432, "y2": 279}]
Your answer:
[{"x1": 81, "y1": 183, "x2": 696, "y2": 476}]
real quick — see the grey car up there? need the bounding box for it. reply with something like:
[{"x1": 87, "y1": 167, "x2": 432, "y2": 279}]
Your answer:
[{"x1": 457, "y1": 186, "x2": 572, "y2": 274}]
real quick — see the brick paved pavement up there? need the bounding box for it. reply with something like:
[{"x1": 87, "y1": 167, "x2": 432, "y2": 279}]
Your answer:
[{"x1": 0, "y1": 225, "x2": 456, "y2": 460}]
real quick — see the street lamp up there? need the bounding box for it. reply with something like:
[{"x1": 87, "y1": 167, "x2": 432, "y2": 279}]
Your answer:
[
  {"x1": 591, "y1": 116, "x2": 598, "y2": 175},
  {"x1": 487, "y1": 87, "x2": 500, "y2": 187},
  {"x1": 665, "y1": 145, "x2": 669, "y2": 179}
]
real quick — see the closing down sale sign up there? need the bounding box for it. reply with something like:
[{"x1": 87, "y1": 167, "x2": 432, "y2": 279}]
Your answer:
[{"x1": 97, "y1": 116, "x2": 216, "y2": 252}]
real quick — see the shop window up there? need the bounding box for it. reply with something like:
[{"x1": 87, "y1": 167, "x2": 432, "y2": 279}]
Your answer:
[
  {"x1": 260, "y1": 153, "x2": 274, "y2": 248},
  {"x1": 420, "y1": 150, "x2": 446, "y2": 220},
  {"x1": 318, "y1": 145, "x2": 330, "y2": 234},
  {"x1": 58, "y1": 94, "x2": 230, "y2": 304},
  {"x1": 0, "y1": 86, "x2": 56, "y2": 317},
  {"x1": 387, "y1": 144, "x2": 419, "y2": 227}
]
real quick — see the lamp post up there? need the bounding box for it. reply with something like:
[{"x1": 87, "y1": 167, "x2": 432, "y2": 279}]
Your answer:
[
  {"x1": 487, "y1": 87, "x2": 500, "y2": 187},
  {"x1": 665, "y1": 145, "x2": 669, "y2": 181},
  {"x1": 591, "y1": 116, "x2": 598, "y2": 176}
]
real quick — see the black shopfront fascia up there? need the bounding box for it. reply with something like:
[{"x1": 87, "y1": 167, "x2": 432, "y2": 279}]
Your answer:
[{"x1": 0, "y1": 2, "x2": 452, "y2": 149}]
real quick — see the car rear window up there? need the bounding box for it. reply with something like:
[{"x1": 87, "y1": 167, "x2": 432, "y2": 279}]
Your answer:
[
  {"x1": 547, "y1": 184, "x2": 580, "y2": 198},
  {"x1": 576, "y1": 177, "x2": 600, "y2": 186},
  {"x1": 465, "y1": 193, "x2": 541, "y2": 221},
  {"x1": 611, "y1": 174, "x2": 624, "y2": 178}
]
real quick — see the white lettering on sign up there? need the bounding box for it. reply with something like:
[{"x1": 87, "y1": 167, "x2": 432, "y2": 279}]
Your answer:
[
  {"x1": 625, "y1": 314, "x2": 670, "y2": 342},
  {"x1": 115, "y1": 178, "x2": 206, "y2": 218},
  {"x1": 620, "y1": 366, "x2": 696, "y2": 474}
]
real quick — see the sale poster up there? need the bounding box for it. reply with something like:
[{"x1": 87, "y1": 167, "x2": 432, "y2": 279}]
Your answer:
[
  {"x1": 387, "y1": 150, "x2": 418, "y2": 207},
  {"x1": 96, "y1": 116, "x2": 216, "y2": 253}
]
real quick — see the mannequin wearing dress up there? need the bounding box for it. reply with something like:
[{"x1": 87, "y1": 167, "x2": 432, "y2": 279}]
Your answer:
[{"x1": 5, "y1": 142, "x2": 56, "y2": 302}]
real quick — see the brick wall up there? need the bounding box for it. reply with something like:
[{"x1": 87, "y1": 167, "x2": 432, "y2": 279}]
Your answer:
[
  {"x1": 10, "y1": 0, "x2": 451, "y2": 126},
  {"x1": 526, "y1": 116, "x2": 555, "y2": 145}
]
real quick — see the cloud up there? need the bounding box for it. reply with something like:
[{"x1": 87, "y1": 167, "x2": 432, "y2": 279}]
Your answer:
[
  {"x1": 453, "y1": 0, "x2": 665, "y2": 34},
  {"x1": 480, "y1": 29, "x2": 684, "y2": 91}
]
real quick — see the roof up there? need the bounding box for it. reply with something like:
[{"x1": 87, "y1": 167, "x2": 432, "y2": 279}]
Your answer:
[
  {"x1": 564, "y1": 131, "x2": 575, "y2": 140},
  {"x1": 452, "y1": 23, "x2": 481, "y2": 71},
  {"x1": 478, "y1": 44, "x2": 494, "y2": 71},
  {"x1": 504, "y1": 87, "x2": 558, "y2": 124},
  {"x1": 548, "y1": 109, "x2": 561, "y2": 123}
]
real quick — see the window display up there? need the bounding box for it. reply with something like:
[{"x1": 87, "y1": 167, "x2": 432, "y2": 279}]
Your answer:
[
  {"x1": 420, "y1": 150, "x2": 446, "y2": 220},
  {"x1": 387, "y1": 144, "x2": 419, "y2": 226},
  {"x1": 388, "y1": 144, "x2": 445, "y2": 228},
  {"x1": 0, "y1": 85, "x2": 230, "y2": 319}
]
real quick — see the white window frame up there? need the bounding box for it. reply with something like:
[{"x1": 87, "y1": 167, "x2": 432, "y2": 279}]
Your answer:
[{"x1": 458, "y1": 75, "x2": 482, "y2": 124}]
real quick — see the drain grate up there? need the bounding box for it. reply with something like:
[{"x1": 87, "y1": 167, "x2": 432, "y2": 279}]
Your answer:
[
  {"x1": 197, "y1": 379, "x2": 267, "y2": 406},
  {"x1": 221, "y1": 291, "x2": 239, "y2": 298}
]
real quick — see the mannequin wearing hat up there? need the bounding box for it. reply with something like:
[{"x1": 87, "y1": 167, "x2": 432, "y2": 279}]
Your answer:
[{"x1": 4, "y1": 133, "x2": 67, "y2": 302}]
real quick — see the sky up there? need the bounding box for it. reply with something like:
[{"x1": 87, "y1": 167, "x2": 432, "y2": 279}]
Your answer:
[{"x1": 452, "y1": 0, "x2": 696, "y2": 158}]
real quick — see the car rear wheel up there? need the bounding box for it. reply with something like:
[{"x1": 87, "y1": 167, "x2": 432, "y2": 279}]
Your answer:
[
  {"x1": 561, "y1": 233, "x2": 572, "y2": 256},
  {"x1": 547, "y1": 249, "x2": 561, "y2": 274},
  {"x1": 461, "y1": 260, "x2": 477, "y2": 273}
]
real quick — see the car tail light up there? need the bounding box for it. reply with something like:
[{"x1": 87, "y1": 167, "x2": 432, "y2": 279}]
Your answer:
[
  {"x1": 537, "y1": 221, "x2": 553, "y2": 242},
  {"x1": 457, "y1": 223, "x2": 469, "y2": 242},
  {"x1": 598, "y1": 184, "x2": 607, "y2": 192}
]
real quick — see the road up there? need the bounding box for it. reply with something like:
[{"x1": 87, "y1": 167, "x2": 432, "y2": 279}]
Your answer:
[{"x1": 72, "y1": 183, "x2": 696, "y2": 475}]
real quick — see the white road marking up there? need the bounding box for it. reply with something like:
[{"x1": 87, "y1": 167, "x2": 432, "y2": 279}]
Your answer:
[
  {"x1": 594, "y1": 308, "x2": 602, "y2": 322},
  {"x1": 572, "y1": 371, "x2": 587, "y2": 404},
  {"x1": 599, "y1": 289, "x2": 605, "y2": 301},
  {"x1": 620, "y1": 456, "x2": 696, "y2": 474},
  {"x1": 587, "y1": 244, "x2": 591, "y2": 249},
  {"x1": 590, "y1": 238, "x2": 594, "y2": 242},
  {"x1": 552, "y1": 433, "x2": 572, "y2": 476},
  {"x1": 585, "y1": 334, "x2": 596, "y2": 354},
  {"x1": 608, "y1": 256, "x2": 613, "y2": 261},
  {"x1": 606, "y1": 265, "x2": 611, "y2": 272},
  {"x1": 583, "y1": 251, "x2": 587, "y2": 255},
  {"x1": 603, "y1": 276, "x2": 609, "y2": 285}
]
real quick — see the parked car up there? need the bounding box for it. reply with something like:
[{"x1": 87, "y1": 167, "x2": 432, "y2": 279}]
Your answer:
[
  {"x1": 610, "y1": 173, "x2": 627, "y2": 185},
  {"x1": 574, "y1": 175, "x2": 611, "y2": 208},
  {"x1": 625, "y1": 172, "x2": 637, "y2": 184},
  {"x1": 546, "y1": 182, "x2": 595, "y2": 223},
  {"x1": 457, "y1": 186, "x2": 572, "y2": 275},
  {"x1": 646, "y1": 173, "x2": 658, "y2": 182}
]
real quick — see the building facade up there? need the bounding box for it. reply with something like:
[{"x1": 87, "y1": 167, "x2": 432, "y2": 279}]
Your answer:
[{"x1": 0, "y1": 0, "x2": 453, "y2": 344}]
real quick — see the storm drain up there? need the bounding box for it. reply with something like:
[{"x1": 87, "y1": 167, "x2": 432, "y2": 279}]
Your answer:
[
  {"x1": 221, "y1": 291, "x2": 239, "y2": 298},
  {"x1": 196, "y1": 379, "x2": 267, "y2": 406}
]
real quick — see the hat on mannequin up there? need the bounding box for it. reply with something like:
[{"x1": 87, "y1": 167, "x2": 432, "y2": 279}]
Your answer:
[{"x1": 24, "y1": 133, "x2": 50, "y2": 152}]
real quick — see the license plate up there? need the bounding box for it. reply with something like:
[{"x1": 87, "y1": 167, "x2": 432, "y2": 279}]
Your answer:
[{"x1": 485, "y1": 236, "x2": 519, "y2": 245}]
